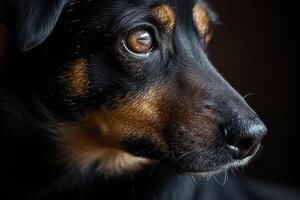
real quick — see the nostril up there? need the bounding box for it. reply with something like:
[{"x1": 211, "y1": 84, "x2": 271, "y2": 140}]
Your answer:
[
  {"x1": 236, "y1": 137, "x2": 257, "y2": 151},
  {"x1": 234, "y1": 137, "x2": 260, "y2": 158},
  {"x1": 223, "y1": 122, "x2": 264, "y2": 160},
  {"x1": 223, "y1": 127, "x2": 238, "y2": 146}
]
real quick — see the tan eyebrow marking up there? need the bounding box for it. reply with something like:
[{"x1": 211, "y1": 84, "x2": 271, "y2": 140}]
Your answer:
[
  {"x1": 193, "y1": 4, "x2": 210, "y2": 37},
  {"x1": 152, "y1": 4, "x2": 175, "y2": 33},
  {"x1": 65, "y1": 58, "x2": 89, "y2": 96}
]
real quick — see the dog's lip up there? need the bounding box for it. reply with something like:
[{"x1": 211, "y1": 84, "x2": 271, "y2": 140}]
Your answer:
[
  {"x1": 182, "y1": 156, "x2": 253, "y2": 176},
  {"x1": 184, "y1": 168, "x2": 223, "y2": 177}
]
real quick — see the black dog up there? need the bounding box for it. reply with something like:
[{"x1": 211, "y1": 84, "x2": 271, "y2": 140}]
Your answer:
[{"x1": 0, "y1": 0, "x2": 267, "y2": 199}]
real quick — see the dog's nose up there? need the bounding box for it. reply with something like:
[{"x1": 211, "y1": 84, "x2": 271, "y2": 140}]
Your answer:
[{"x1": 223, "y1": 118, "x2": 267, "y2": 160}]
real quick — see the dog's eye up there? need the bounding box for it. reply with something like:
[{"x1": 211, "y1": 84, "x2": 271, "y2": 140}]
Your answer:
[{"x1": 125, "y1": 30, "x2": 153, "y2": 54}]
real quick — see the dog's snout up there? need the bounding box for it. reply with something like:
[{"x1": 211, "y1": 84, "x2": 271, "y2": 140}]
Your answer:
[{"x1": 223, "y1": 118, "x2": 267, "y2": 160}]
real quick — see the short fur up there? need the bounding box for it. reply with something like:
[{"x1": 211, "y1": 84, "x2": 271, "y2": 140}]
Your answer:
[{"x1": 0, "y1": 0, "x2": 266, "y2": 199}]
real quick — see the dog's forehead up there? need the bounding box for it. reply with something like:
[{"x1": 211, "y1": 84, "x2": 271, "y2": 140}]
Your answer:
[
  {"x1": 119, "y1": 0, "x2": 210, "y2": 14},
  {"x1": 99, "y1": 0, "x2": 206, "y2": 7},
  {"x1": 82, "y1": 0, "x2": 212, "y2": 22},
  {"x1": 74, "y1": 0, "x2": 216, "y2": 35}
]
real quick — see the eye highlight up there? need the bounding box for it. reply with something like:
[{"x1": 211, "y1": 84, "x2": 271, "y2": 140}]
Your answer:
[{"x1": 125, "y1": 30, "x2": 153, "y2": 55}]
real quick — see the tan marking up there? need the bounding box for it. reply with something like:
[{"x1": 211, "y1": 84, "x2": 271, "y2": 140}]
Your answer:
[
  {"x1": 58, "y1": 86, "x2": 165, "y2": 176},
  {"x1": 57, "y1": 83, "x2": 215, "y2": 176},
  {"x1": 65, "y1": 59, "x2": 89, "y2": 96},
  {"x1": 153, "y1": 4, "x2": 175, "y2": 33},
  {"x1": 59, "y1": 124, "x2": 151, "y2": 177},
  {"x1": 91, "y1": 87, "x2": 162, "y2": 138},
  {"x1": 204, "y1": 30, "x2": 213, "y2": 44},
  {"x1": 193, "y1": 4, "x2": 210, "y2": 36},
  {"x1": 0, "y1": 23, "x2": 9, "y2": 65}
]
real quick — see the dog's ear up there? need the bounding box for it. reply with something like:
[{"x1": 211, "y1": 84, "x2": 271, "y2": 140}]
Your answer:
[{"x1": 1, "y1": 0, "x2": 67, "y2": 51}]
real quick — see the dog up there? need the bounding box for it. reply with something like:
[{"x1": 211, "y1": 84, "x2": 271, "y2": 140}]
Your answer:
[{"x1": 0, "y1": 0, "x2": 267, "y2": 199}]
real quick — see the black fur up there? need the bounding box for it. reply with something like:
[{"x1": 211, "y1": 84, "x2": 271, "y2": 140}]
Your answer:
[
  {"x1": 0, "y1": 0, "x2": 66, "y2": 51},
  {"x1": 0, "y1": 0, "x2": 267, "y2": 199}
]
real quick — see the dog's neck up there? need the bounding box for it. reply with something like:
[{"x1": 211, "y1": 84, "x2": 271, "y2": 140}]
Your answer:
[
  {"x1": 56, "y1": 124, "x2": 204, "y2": 199},
  {"x1": 36, "y1": 161, "x2": 202, "y2": 200}
]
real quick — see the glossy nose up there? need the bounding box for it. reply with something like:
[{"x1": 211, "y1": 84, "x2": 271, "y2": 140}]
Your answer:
[{"x1": 223, "y1": 118, "x2": 267, "y2": 160}]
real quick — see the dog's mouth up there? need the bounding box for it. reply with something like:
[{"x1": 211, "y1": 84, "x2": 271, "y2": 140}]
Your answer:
[
  {"x1": 175, "y1": 143, "x2": 259, "y2": 176},
  {"x1": 123, "y1": 131, "x2": 261, "y2": 177},
  {"x1": 182, "y1": 155, "x2": 253, "y2": 177}
]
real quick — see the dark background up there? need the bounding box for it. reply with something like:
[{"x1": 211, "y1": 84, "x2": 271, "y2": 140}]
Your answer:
[{"x1": 208, "y1": 0, "x2": 297, "y2": 188}]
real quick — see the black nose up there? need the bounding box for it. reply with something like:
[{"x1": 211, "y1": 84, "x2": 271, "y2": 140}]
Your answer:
[{"x1": 223, "y1": 118, "x2": 267, "y2": 160}]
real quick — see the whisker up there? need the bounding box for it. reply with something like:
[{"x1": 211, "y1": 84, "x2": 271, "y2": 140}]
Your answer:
[
  {"x1": 171, "y1": 151, "x2": 176, "y2": 161},
  {"x1": 230, "y1": 168, "x2": 237, "y2": 176},
  {"x1": 213, "y1": 172, "x2": 227, "y2": 187},
  {"x1": 144, "y1": 146, "x2": 160, "y2": 157},
  {"x1": 222, "y1": 170, "x2": 228, "y2": 186},
  {"x1": 243, "y1": 93, "x2": 267, "y2": 103},
  {"x1": 243, "y1": 93, "x2": 256, "y2": 100},
  {"x1": 192, "y1": 175, "x2": 200, "y2": 186},
  {"x1": 206, "y1": 173, "x2": 213, "y2": 181},
  {"x1": 213, "y1": 174, "x2": 221, "y2": 185},
  {"x1": 175, "y1": 147, "x2": 201, "y2": 162},
  {"x1": 127, "y1": 122, "x2": 158, "y2": 136},
  {"x1": 133, "y1": 146, "x2": 156, "y2": 156}
]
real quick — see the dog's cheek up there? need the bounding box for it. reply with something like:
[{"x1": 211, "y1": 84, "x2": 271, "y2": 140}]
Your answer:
[
  {"x1": 58, "y1": 86, "x2": 169, "y2": 150},
  {"x1": 85, "y1": 86, "x2": 167, "y2": 145},
  {"x1": 56, "y1": 86, "x2": 169, "y2": 174}
]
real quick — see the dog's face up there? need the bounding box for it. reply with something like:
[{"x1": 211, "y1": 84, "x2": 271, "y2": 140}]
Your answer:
[{"x1": 6, "y1": 0, "x2": 267, "y2": 175}]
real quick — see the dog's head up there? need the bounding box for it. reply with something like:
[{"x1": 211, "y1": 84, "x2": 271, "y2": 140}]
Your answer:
[{"x1": 4, "y1": 0, "x2": 267, "y2": 176}]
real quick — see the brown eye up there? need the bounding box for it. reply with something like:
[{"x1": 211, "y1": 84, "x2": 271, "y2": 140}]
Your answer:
[{"x1": 125, "y1": 30, "x2": 153, "y2": 54}]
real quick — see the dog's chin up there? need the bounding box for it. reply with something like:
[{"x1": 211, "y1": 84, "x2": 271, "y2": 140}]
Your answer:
[{"x1": 183, "y1": 156, "x2": 253, "y2": 177}]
